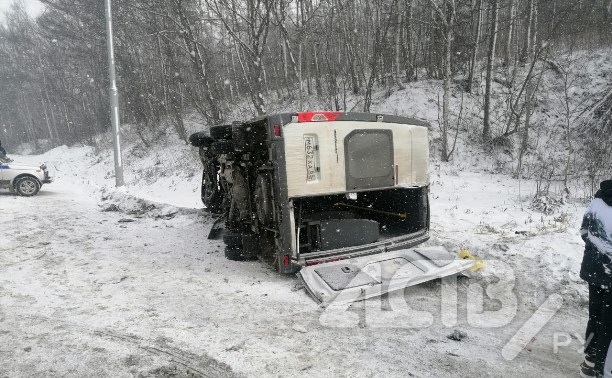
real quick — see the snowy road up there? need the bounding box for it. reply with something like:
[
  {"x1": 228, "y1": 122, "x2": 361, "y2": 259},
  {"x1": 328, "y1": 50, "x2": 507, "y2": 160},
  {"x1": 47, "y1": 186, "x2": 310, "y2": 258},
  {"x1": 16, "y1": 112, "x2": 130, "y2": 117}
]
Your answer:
[{"x1": 0, "y1": 153, "x2": 590, "y2": 377}]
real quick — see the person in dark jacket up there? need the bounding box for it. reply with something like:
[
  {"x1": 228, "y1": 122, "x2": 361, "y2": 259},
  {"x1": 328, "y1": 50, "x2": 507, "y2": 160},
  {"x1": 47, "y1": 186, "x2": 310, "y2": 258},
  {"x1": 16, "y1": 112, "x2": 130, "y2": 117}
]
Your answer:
[
  {"x1": 580, "y1": 179, "x2": 612, "y2": 378},
  {"x1": 0, "y1": 140, "x2": 7, "y2": 159}
]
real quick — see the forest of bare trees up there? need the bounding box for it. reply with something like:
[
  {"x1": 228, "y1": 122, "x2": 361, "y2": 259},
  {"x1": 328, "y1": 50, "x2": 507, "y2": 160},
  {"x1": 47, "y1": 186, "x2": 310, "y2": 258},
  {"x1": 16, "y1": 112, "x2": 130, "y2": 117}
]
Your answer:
[{"x1": 0, "y1": 0, "x2": 611, "y2": 174}]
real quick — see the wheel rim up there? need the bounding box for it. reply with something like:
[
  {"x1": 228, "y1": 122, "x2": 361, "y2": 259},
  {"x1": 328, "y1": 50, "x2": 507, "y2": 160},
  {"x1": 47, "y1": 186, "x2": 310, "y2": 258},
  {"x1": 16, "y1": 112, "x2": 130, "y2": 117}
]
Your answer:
[
  {"x1": 201, "y1": 160, "x2": 222, "y2": 211},
  {"x1": 19, "y1": 180, "x2": 37, "y2": 195},
  {"x1": 203, "y1": 172, "x2": 217, "y2": 197}
]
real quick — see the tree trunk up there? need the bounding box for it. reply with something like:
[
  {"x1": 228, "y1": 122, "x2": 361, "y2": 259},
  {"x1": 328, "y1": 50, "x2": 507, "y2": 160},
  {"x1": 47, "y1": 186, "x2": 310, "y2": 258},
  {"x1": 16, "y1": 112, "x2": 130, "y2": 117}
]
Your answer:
[
  {"x1": 441, "y1": 0, "x2": 454, "y2": 162},
  {"x1": 562, "y1": 73, "x2": 573, "y2": 196},
  {"x1": 249, "y1": 54, "x2": 267, "y2": 116},
  {"x1": 313, "y1": 42, "x2": 323, "y2": 96},
  {"x1": 466, "y1": 0, "x2": 483, "y2": 93},
  {"x1": 521, "y1": 0, "x2": 534, "y2": 64},
  {"x1": 395, "y1": 2, "x2": 404, "y2": 89},
  {"x1": 405, "y1": 0, "x2": 415, "y2": 81},
  {"x1": 298, "y1": 43, "x2": 303, "y2": 111},
  {"x1": 482, "y1": 0, "x2": 499, "y2": 142},
  {"x1": 531, "y1": 0, "x2": 538, "y2": 57},
  {"x1": 504, "y1": 0, "x2": 516, "y2": 67},
  {"x1": 516, "y1": 79, "x2": 536, "y2": 178}
]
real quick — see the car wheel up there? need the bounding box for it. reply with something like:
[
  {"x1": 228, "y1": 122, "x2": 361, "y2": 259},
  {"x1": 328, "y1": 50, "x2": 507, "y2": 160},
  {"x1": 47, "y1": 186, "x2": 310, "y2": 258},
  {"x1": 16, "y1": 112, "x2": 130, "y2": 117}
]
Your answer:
[
  {"x1": 210, "y1": 140, "x2": 234, "y2": 155},
  {"x1": 201, "y1": 167, "x2": 222, "y2": 213},
  {"x1": 223, "y1": 232, "x2": 243, "y2": 248},
  {"x1": 188, "y1": 132, "x2": 214, "y2": 148},
  {"x1": 241, "y1": 233, "x2": 260, "y2": 259},
  {"x1": 15, "y1": 176, "x2": 40, "y2": 197},
  {"x1": 209, "y1": 125, "x2": 233, "y2": 140},
  {"x1": 224, "y1": 246, "x2": 244, "y2": 261},
  {"x1": 223, "y1": 232, "x2": 244, "y2": 261},
  {"x1": 232, "y1": 122, "x2": 250, "y2": 151}
]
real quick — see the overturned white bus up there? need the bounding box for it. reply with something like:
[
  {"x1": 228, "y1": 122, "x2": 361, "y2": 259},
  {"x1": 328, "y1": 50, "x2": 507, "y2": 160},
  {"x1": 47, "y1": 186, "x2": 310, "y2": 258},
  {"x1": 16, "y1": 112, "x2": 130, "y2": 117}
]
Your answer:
[{"x1": 189, "y1": 112, "x2": 474, "y2": 303}]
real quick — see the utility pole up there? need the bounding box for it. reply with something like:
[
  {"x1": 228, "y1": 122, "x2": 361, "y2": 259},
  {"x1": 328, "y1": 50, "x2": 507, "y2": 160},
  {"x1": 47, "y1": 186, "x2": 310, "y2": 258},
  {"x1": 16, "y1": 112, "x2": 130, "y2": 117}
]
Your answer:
[{"x1": 105, "y1": 0, "x2": 124, "y2": 187}]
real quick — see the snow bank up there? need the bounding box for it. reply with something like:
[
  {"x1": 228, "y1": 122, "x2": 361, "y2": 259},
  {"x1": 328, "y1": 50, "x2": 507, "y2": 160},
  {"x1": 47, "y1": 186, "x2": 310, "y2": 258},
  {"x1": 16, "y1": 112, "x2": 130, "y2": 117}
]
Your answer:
[{"x1": 11, "y1": 130, "x2": 203, "y2": 209}]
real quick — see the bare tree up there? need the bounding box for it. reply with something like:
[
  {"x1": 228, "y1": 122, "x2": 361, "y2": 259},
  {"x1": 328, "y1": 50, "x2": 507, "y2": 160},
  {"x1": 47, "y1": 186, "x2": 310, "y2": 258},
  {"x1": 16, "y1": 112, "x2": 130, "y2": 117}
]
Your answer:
[
  {"x1": 363, "y1": 0, "x2": 398, "y2": 112},
  {"x1": 2, "y1": 0, "x2": 612, "y2": 161},
  {"x1": 208, "y1": 0, "x2": 276, "y2": 116},
  {"x1": 429, "y1": 0, "x2": 456, "y2": 160},
  {"x1": 169, "y1": 0, "x2": 224, "y2": 124}
]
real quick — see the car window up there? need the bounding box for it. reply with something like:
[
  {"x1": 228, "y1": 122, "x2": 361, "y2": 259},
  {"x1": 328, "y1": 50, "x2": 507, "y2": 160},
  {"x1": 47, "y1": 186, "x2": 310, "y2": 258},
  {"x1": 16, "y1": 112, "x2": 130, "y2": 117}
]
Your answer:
[{"x1": 344, "y1": 129, "x2": 394, "y2": 190}]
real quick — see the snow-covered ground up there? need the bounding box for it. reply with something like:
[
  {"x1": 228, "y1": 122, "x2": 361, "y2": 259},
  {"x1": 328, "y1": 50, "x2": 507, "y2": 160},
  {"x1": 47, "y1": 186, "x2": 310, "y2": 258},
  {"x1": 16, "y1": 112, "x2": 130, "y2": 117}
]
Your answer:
[
  {"x1": 3, "y1": 48, "x2": 609, "y2": 377},
  {"x1": 0, "y1": 141, "x2": 590, "y2": 377}
]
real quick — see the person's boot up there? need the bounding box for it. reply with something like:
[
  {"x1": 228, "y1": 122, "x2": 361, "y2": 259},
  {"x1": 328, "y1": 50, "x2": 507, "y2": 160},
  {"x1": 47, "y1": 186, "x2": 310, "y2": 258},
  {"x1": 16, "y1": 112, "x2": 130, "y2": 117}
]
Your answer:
[{"x1": 581, "y1": 357, "x2": 602, "y2": 378}]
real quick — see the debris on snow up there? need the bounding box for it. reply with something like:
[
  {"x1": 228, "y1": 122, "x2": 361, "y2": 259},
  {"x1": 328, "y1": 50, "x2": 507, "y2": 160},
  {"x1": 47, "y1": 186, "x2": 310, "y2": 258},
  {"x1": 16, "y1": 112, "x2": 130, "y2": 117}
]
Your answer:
[
  {"x1": 101, "y1": 203, "x2": 120, "y2": 212},
  {"x1": 447, "y1": 329, "x2": 468, "y2": 342}
]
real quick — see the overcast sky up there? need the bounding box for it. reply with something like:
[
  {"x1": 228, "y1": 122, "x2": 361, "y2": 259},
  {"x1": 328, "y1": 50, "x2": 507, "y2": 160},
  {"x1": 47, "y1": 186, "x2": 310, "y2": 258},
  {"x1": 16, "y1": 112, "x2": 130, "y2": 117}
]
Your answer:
[{"x1": 0, "y1": 0, "x2": 45, "y2": 21}]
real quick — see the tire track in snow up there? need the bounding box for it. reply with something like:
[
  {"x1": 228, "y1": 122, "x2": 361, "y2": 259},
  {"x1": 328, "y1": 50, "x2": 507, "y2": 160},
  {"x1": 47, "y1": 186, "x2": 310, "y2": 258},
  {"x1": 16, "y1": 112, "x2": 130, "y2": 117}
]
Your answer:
[{"x1": 17, "y1": 314, "x2": 240, "y2": 378}]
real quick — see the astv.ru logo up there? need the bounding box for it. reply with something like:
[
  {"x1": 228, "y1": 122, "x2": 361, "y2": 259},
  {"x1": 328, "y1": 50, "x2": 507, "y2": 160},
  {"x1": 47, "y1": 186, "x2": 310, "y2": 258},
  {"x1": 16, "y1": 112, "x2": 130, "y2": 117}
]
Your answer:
[{"x1": 318, "y1": 258, "x2": 565, "y2": 361}]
